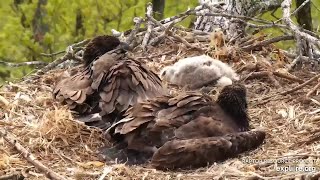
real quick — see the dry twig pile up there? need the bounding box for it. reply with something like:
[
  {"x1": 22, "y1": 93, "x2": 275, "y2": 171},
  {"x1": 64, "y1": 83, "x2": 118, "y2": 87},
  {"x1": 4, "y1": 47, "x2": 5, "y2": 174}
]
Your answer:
[{"x1": 1, "y1": 1, "x2": 320, "y2": 179}]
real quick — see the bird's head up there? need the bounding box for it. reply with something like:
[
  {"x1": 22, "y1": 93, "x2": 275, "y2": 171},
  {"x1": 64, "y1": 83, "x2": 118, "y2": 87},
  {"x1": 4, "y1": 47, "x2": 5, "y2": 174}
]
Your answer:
[
  {"x1": 216, "y1": 83, "x2": 249, "y2": 131},
  {"x1": 159, "y1": 66, "x2": 175, "y2": 82},
  {"x1": 83, "y1": 35, "x2": 123, "y2": 66}
]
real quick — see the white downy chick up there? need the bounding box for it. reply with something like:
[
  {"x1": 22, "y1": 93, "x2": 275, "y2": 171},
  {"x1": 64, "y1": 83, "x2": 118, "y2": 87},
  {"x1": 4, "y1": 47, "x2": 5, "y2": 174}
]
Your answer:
[{"x1": 160, "y1": 55, "x2": 239, "y2": 89}]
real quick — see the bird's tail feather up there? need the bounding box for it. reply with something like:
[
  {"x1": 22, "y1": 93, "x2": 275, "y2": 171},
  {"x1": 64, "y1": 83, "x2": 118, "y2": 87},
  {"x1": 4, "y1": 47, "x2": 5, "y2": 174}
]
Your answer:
[{"x1": 151, "y1": 130, "x2": 266, "y2": 170}]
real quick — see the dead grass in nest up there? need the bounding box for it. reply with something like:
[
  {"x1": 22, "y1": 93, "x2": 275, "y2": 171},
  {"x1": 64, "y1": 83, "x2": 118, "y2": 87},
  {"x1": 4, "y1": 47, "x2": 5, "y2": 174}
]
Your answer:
[{"x1": 1, "y1": 37, "x2": 320, "y2": 179}]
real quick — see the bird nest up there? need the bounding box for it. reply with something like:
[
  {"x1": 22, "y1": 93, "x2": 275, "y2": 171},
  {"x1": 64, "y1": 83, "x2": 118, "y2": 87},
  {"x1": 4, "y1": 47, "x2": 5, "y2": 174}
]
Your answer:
[{"x1": 1, "y1": 33, "x2": 320, "y2": 179}]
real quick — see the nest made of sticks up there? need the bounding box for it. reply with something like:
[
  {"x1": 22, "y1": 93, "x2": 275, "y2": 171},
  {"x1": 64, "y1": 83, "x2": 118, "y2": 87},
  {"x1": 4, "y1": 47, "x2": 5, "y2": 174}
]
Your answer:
[{"x1": 1, "y1": 26, "x2": 320, "y2": 180}]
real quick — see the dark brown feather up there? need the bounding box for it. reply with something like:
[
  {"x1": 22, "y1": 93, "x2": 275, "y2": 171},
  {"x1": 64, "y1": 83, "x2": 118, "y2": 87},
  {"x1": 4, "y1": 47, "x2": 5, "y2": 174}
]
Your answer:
[
  {"x1": 83, "y1": 35, "x2": 120, "y2": 66},
  {"x1": 105, "y1": 84, "x2": 258, "y2": 166},
  {"x1": 97, "y1": 58, "x2": 165, "y2": 119},
  {"x1": 54, "y1": 42, "x2": 165, "y2": 132},
  {"x1": 53, "y1": 68, "x2": 98, "y2": 114},
  {"x1": 151, "y1": 130, "x2": 266, "y2": 169}
]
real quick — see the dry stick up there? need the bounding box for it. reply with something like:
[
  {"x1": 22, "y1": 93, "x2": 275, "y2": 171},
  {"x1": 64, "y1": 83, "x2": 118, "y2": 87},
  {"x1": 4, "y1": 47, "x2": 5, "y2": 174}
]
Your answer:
[
  {"x1": 0, "y1": 61, "x2": 47, "y2": 67},
  {"x1": 0, "y1": 172, "x2": 24, "y2": 180},
  {"x1": 0, "y1": 129, "x2": 67, "y2": 180},
  {"x1": 137, "y1": 3, "x2": 202, "y2": 36},
  {"x1": 141, "y1": 3, "x2": 154, "y2": 51},
  {"x1": 32, "y1": 39, "x2": 90, "y2": 78},
  {"x1": 167, "y1": 31, "x2": 205, "y2": 51},
  {"x1": 135, "y1": 50, "x2": 176, "y2": 60},
  {"x1": 280, "y1": 74, "x2": 320, "y2": 96},
  {"x1": 291, "y1": 0, "x2": 311, "y2": 16},
  {"x1": 245, "y1": 71, "x2": 280, "y2": 87},
  {"x1": 306, "y1": 80, "x2": 320, "y2": 98},
  {"x1": 239, "y1": 35, "x2": 267, "y2": 47},
  {"x1": 189, "y1": 10, "x2": 274, "y2": 25},
  {"x1": 159, "y1": 4, "x2": 204, "y2": 25},
  {"x1": 241, "y1": 35, "x2": 294, "y2": 51},
  {"x1": 97, "y1": 166, "x2": 113, "y2": 180},
  {"x1": 126, "y1": 17, "x2": 143, "y2": 46},
  {"x1": 149, "y1": 22, "x2": 175, "y2": 46},
  {"x1": 257, "y1": 74, "x2": 320, "y2": 101},
  {"x1": 235, "y1": 19, "x2": 288, "y2": 29},
  {"x1": 40, "y1": 50, "x2": 65, "y2": 57},
  {"x1": 282, "y1": 0, "x2": 320, "y2": 48},
  {"x1": 273, "y1": 70, "x2": 304, "y2": 83}
]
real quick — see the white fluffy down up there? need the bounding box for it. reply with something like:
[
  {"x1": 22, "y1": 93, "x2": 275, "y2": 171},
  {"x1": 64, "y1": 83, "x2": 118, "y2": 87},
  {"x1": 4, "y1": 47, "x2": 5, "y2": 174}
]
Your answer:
[
  {"x1": 160, "y1": 55, "x2": 239, "y2": 88},
  {"x1": 216, "y1": 76, "x2": 233, "y2": 87}
]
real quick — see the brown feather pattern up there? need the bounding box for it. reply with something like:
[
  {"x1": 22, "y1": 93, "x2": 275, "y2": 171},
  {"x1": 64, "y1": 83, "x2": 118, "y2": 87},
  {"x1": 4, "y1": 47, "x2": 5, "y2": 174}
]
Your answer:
[
  {"x1": 106, "y1": 84, "x2": 265, "y2": 169},
  {"x1": 53, "y1": 36, "x2": 165, "y2": 130},
  {"x1": 151, "y1": 130, "x2": 266, "y2": 169}
]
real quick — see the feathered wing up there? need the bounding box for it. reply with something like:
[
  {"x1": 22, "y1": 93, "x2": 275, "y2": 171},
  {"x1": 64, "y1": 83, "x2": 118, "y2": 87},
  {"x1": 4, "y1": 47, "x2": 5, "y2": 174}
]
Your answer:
[
  {"x1": 53, "y1": 49, "x2": 124, "y2": 115},
  {"x1": 98, "y1": 58, "x2": 165, "y2": 119},
  {"x1": 151, "y1": 130, "x2": 266, "y2": 170},
  {"x1": 106, "y1": 92, "x2": 215, "y2": 153},
  {"x1": 53, "y1": 68, "x2": 98, "y2": 114},
  {"x1": 110, "y1": 92, "x2": 212, "y2": 135}
]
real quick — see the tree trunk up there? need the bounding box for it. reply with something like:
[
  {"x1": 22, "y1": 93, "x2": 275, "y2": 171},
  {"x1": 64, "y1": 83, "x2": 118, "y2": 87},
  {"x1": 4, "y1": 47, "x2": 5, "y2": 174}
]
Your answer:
[
  {"x1": 75, "y1": 9, "x2": 85, "y2": 36},
  {"x1": 295, "y1": 0, "x2": 312, "y2": 31},
  {"x1": 32, "y1": 0, "x2": 48, "y2": 42},
  {"x1": 152, "y1": 0, "x2": 165, "y2": 20},
  {"x1": 194, "y1": 0, "x2": 281, "y2": 39},
  {"x1": 295, "y1": 0, "x2": 313, "y2": 57}
]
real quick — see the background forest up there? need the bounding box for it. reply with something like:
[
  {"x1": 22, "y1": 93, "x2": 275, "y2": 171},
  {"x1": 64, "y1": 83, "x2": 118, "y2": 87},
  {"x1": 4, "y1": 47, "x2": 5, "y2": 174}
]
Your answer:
[{"x1": 0, "y1": 0, "x2": 319, "y2": 84}]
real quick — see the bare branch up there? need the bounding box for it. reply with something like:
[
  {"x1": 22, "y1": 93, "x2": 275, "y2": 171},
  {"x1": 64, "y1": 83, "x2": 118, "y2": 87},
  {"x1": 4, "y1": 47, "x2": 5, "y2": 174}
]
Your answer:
[
  {"x1": 30, "y1": 39, "x2": 90, "y2": 78},
  {"x1": 40, "y1": 50, "x2": 65, "y2": 57},
  {"x1": 241, "y1": 35, "x2": 294, "y2": 51},
  {"x1": 0, "y1": 129, "x2": 67, "y2": 180},
  {"x1": 0, "y1": 60, "x2": 47, "y2": 67},
  {"x1": 126, "y1": 17, "x2": 144, "y2": 46},
  {"x1": 282, "y1": 0, "x2": 320, "y2": 48},
  {"x1": 141, "y1": 3, "x2": 154, "y2": 51}
]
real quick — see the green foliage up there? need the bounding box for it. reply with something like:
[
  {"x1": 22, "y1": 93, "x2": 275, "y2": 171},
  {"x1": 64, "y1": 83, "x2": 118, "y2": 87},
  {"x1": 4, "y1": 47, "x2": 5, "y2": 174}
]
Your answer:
[
  {"x1": 0, "y1": 0, "x2": 200, "y2": 84},
  {"x1": 0, "y1": 0, "x2": 319, "y2": 84},
  {"x1": 258, "y1": 1, "x2": 320, "y2": 50}
]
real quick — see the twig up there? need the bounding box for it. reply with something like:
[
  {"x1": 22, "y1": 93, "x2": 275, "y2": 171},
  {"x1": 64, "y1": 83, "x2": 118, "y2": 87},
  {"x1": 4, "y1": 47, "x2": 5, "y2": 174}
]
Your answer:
[
  {"x1": 167, "y1": 31, "x2": 204, "y2": 51},
  {"x1": 0, "y1": 61, "x2": 47, "y2": 67},
  {"x1": 245, "y1": 71, "x2": 280, "y2": 87},
  {"x1": 126, "y1": 17, "x2": 144, "y2": 46},
  {"x1": 188, "y1": 11, "x2": 274, "y2": 25},
  {"x1": 254, "y1": 74, "x2": 320, "y2": 101},
  {"x1": 234, "y1": 19, "x2": 288, "y2": 29},
  {"x1": 159, "y1": 5, "x2": 204, "y2": 25},
  {"x1": 239, "y1": 35, "x2": 267, "y2": 47},
  {"x1": 0, "y1": 171, "x2": 24, "y2": 180},
  {"x1": 0, "y1": 129, "x2": 67, "y2": 180},
  {"x1": 273, "y1": 70, "x2": 304, "y2": 83},
  {"x1": 142, "y1": 3, "x2": 154, "y2": 51},
  {"x1": 136, "y1": 4, "x2": 201, "y2": 36},
  {"x1": 287, "y1": 55, "x2": 301, "y2": 72},
  {"x1": 291, "y1": 0, "x2": 311, "y2": 16},
  {"x1": 135, "y1": 50, "x2": 176, "y2": 60},
  {"x1": 306, "y1": 80, "x2": 320, "y2": 98},
  {"x1": 149, "y1": 22, "x2": 174, "y2": 46},
  {"x1": 280, "y1": 74, "x2": 320, "y2": 96},
  {"x1": 97, "y1": 166, "x2": 112, "y2": 180},
  {"x1": 241, "y1": 35, "x2": 294, "y2": 51},
  {"x1": 282, "y1": 0, "x2": 320, "y2": 48},
  {"x1": 31, "y1": 39, "x2": 90, "y2": 78},
  {"x1": 40, "y1": 50, "x2": 65, "y2": 57}
]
